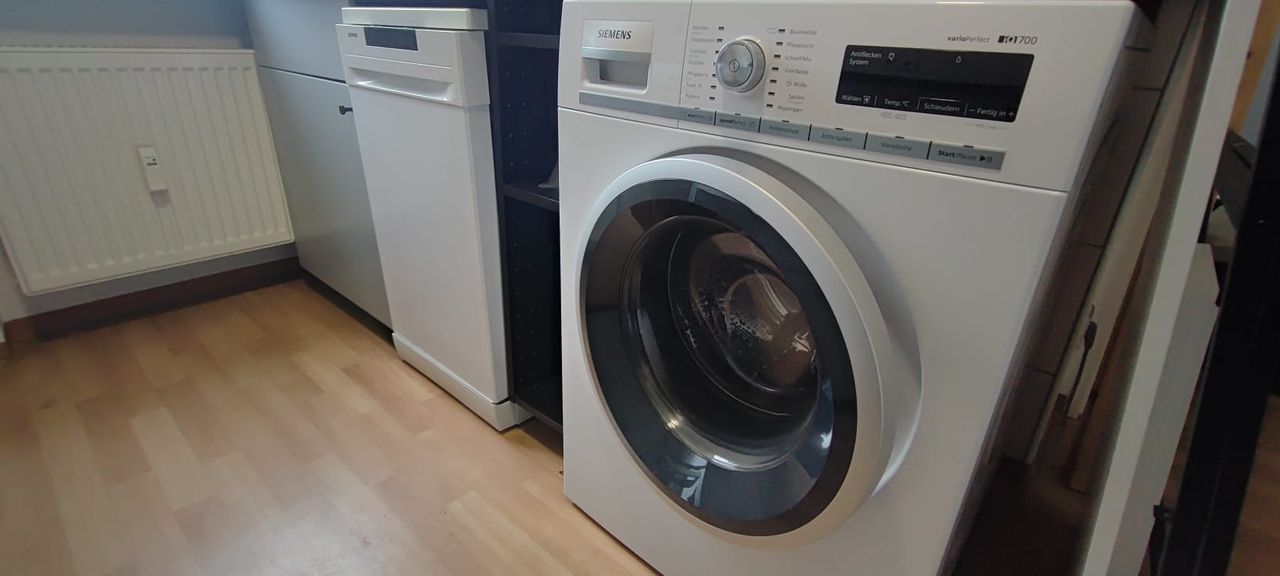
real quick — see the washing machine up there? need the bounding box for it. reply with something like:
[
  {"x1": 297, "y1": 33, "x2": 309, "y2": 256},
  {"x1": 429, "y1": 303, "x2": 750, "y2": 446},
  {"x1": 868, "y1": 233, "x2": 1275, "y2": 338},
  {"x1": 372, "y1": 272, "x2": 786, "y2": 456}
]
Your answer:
[{"x1": 558, "y1": 0, "x2": 1143, "y2": 574}]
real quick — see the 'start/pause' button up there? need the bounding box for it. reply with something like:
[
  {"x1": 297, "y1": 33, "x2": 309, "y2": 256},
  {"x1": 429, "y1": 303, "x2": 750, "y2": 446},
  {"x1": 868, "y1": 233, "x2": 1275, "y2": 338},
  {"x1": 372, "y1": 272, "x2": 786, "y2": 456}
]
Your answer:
[{"x1": 928, "y1": 142, "x2": 1005, "y2": 170}]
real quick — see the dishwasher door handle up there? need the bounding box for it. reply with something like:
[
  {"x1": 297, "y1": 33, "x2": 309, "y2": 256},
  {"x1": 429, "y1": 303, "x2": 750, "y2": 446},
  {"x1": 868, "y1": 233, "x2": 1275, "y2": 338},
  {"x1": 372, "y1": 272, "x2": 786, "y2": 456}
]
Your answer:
[{"x1": 343, "y1": 54, "x2": 474, "y2": 107}]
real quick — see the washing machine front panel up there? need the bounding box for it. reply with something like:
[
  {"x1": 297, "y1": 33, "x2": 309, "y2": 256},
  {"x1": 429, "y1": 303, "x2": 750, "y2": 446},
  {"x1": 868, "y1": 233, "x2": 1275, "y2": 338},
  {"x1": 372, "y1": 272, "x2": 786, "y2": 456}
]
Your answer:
[{"x1": 560, "y1": 108, "x2": 1069, "y2": 573}]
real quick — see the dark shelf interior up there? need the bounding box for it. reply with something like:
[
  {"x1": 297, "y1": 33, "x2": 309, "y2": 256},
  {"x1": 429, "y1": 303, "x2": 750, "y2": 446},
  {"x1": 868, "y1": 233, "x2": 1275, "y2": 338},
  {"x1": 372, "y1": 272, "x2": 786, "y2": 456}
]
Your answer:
[
  {"x1": 501, "y1": 199, "x2": 562, "y2": 426},
  {"x1": 492, "y1": 0, "x2": 563, "y2": 35},
  {"x1": 489, "y1": 0, "x2": 564, "y2": 429},
  {"x1": 495, "y1": 32, "x2": 560, "y2": 50},
  {"x1": 514, "y1": 377, "x2": 563, "y2": 432},
  {"x1": 503, "y1": 182, "x2": 559, "y2": 212},
  {"x1": 497, "y1": 45, "x2": 559, "y2": 186}
]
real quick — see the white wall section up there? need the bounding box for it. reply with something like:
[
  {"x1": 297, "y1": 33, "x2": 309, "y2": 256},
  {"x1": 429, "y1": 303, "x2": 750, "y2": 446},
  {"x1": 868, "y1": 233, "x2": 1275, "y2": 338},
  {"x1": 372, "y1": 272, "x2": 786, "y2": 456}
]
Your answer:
[{"x1": 1079, "y1": 0, "x2": 1261, "y2": 570}]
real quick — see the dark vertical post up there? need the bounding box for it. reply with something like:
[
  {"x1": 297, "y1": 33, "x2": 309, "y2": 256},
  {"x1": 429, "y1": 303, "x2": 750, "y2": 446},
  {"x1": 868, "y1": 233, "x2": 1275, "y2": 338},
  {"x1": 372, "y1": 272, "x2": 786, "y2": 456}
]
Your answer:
[{"x1": 1158, "y1": 44, "x2": 1280, "y2": 576}]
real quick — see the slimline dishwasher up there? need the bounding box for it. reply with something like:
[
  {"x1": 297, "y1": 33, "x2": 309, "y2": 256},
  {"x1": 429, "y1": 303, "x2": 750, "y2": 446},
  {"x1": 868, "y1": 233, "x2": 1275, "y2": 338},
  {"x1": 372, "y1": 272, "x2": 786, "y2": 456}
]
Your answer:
[{"x1": 339, "y1": 7, "x2": 528, "y2": 430}]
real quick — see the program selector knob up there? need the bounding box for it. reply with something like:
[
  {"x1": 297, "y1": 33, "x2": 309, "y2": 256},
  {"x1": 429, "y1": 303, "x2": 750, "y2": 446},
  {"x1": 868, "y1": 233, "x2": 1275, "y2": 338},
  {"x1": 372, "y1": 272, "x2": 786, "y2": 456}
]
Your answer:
[{"x1": 715, "y1": 38, "x2": 766, "y2": 93}]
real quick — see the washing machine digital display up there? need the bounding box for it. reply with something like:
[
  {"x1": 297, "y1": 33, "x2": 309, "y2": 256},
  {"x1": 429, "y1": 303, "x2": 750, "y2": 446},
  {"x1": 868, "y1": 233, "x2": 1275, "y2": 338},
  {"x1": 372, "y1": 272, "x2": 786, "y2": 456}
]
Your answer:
[{"x1": 835, "y1": 45, "x2": 1034, "y2": 123}]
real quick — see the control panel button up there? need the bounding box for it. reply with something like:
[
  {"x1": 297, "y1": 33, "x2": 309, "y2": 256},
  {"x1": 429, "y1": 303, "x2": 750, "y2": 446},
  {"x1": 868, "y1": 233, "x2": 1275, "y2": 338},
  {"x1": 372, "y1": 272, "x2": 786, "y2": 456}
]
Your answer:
[
  {"x1": 836, "y1": 92, "x2": 875, "y2": 106},
  {"x1": 761, "y1": 119, "x2": 810, "y2": 140},
  {"x1": 965, "y1": 106, "x2": 1018, "y2": 122},
  {"x1": 678, "y1": 107, "x2": 716, "y2": 125},
  {"x1": 715, "y1": 39, "x2": 766, "y2": 93},
  {"x1": 714, "y1": 112, "x2": 761, "y2": 132},
  {"x1": 929, "y1": 142, "x2": 1005, "y2": 170},
  {"x1": 876, "y1": 95, "x2": 915, "y2": 111},
  {"x1": 809, "y1": 126, "x2": 868, "y2": 150},
  {"x1": 917, "y1": 97, "x2": 967, "y2": 117},
  {"x1": 579, "y1": 91, "x2": 678, "y2": 119},
  {"x1": 865, "y1": 133, "x2": 930, "y2": 159}
]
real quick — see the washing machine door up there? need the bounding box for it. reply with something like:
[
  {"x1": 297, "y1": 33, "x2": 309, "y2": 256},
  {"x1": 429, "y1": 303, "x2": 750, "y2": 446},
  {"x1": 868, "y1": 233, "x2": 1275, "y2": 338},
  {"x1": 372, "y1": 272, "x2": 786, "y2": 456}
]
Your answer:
[{"x1": 580, "y1": 154, "x2": 901, "y2": 542}]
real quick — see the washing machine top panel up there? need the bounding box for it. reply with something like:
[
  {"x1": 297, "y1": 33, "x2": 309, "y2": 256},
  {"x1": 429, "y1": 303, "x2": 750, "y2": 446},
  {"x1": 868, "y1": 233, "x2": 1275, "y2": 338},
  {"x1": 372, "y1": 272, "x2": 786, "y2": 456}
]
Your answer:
[
  {"x1": 581, "y1": 178, "x2": 858, "y2": 536},
  {"x1": 559, "y1": 0, "x2": 1140, "y2": 192}
]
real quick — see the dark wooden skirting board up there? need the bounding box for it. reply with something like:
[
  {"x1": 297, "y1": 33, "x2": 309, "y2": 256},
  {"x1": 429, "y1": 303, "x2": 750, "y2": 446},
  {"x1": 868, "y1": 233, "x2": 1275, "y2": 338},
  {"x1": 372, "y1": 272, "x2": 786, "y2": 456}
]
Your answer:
[{"x1": 1, "y1": 257, "x2": 302, "y2": 347}]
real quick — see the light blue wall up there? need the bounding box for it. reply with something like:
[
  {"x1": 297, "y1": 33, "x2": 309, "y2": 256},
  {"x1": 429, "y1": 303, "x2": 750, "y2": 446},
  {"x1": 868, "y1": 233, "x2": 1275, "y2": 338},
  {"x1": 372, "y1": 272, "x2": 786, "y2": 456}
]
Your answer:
[{"x1": 0, "y1": 0, "x2": 252, "y2": 48}]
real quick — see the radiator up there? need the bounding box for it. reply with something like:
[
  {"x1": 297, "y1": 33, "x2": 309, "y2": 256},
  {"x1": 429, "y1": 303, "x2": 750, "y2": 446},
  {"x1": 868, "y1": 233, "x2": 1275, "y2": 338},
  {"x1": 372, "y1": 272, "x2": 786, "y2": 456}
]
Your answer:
[{"x1": 0, "y1": 48, "x2": 293, "y2": 294}]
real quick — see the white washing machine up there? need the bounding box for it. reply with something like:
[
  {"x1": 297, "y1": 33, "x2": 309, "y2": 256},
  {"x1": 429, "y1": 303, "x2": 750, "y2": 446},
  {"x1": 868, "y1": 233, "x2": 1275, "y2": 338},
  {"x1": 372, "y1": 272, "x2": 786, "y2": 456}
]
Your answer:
[{"x1": 558, "y1": 0, "x2": 1143, "y2": 574}]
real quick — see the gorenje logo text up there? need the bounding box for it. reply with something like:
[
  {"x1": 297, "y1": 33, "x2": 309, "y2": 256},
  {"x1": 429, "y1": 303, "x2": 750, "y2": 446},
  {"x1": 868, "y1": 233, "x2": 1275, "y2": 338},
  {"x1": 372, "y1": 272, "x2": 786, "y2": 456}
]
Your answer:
[{"x1": 598, "y1": 29, "x2": 632, "y2": 40}]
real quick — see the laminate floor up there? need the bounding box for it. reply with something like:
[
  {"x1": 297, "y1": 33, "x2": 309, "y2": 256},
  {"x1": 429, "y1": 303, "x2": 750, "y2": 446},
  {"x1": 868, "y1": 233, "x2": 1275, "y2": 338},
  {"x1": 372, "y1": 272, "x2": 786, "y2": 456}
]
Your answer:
[{"x1": 0, "y1": 280, "x2": 653, "y2": 576}]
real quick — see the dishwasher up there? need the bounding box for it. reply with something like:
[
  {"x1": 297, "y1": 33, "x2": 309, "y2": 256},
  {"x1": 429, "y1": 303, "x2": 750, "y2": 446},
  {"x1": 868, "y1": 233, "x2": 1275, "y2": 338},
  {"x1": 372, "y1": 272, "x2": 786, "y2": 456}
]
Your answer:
[{"x1": 338, "y1": 7, "x2": 528, "y2": 430}]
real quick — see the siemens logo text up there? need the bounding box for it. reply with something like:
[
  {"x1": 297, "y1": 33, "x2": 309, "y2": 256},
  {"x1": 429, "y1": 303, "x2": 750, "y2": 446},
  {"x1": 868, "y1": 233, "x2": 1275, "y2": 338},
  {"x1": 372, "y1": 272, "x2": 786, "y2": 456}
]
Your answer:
[{"x1": 597, "y1": 29, "x2": 632, "y2": 40}]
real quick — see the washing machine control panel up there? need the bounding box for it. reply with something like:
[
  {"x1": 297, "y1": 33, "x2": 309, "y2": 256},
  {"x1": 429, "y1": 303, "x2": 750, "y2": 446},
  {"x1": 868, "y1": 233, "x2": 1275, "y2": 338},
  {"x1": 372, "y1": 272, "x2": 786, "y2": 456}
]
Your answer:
[
  {"x1": 561, "y1": 0, "x2": 1141, "y2": 191},
  {"x1": 674, "y1": 22, "x2": 1034, "y2": 171}
]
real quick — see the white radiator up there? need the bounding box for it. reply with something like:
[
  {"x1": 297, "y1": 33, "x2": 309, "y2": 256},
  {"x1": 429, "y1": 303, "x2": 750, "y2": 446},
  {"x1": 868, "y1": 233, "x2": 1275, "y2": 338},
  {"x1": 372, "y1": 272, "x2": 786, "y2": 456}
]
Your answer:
[{"x1": 0, "y1": 48, "x2": 293, "y2": 294}]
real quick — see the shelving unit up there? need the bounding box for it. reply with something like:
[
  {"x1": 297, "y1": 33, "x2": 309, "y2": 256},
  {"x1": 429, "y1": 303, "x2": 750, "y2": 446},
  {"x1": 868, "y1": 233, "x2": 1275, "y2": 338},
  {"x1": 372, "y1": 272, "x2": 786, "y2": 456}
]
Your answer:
[
  {"x1": 502, "y1": 182, "x2": 559, "y2": 211},
  {"x1": 494, "y1": 32, "x2": 560, "y2": 50},
  {"x1": 485, "y1": 0, "x2": 564, "y2": 429},
  {"x1": 517, "y1": 378, "x2": 564, "y2": 432}
]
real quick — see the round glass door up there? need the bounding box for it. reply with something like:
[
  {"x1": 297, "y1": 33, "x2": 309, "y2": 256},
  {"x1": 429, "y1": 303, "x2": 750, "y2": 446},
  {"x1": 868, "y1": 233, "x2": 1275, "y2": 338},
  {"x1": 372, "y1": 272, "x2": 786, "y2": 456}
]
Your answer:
[{"x1": 581, "y1": 177, "x2": 858, "y2": 537}]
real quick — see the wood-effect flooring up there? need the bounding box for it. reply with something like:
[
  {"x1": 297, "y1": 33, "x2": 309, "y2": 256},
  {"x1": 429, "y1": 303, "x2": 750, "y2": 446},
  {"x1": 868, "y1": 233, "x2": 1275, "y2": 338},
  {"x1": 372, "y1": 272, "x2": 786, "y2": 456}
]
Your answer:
[{"x1": 0, "y1": 280, "x2": 651, "y2": 576}]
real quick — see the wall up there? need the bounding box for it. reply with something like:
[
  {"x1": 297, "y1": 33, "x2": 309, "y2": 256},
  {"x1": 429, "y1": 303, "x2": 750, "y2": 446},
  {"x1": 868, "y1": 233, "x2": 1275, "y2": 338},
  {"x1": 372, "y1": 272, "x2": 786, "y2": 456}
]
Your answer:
[
  {"x1": 1242, "y1": 33, "x2": 1279, "y2": 144},
  {"x1": 0, "y1": 0, "x2": 298, "y2": 323},
  {"x1": 1231, "y1": 0, "x2": 1280, "y2": 138},
  {"x1": 1080, "y1": 0, "x2": 1260, "y2": 568},
  {"x1": 0, "y1": 0, "x2": 251, "y2": 49}
]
